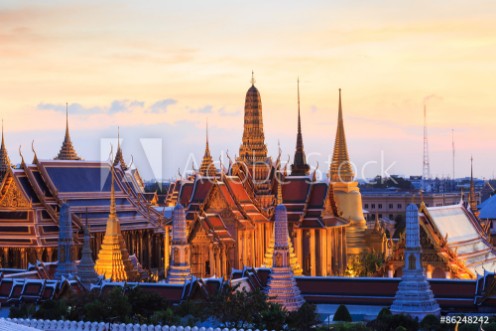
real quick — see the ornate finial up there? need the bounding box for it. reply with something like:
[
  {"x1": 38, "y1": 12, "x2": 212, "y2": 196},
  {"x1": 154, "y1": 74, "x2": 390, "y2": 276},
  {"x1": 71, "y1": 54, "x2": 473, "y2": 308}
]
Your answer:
[
  {"x1": 251, "y1": 70, "x2": 255, "y2": 86},
  {"x1": 19, "y1": 145, "x2": 25, "y2": 166},
  {"x1": 312, "y1": 161, "x2": 319, "y2": 182},
  {"x1": 330, "y1": 88, "x2": 354, "y2": 182},
  {"x1": 128, "y1": 155, "x2": 134, "y2": 169},
  {"x1": 177, "y1": 168, "x2": 183, "y2": 179},
  {"x1": 31, "y1": 140, "x2": 39, "y2": 164}
]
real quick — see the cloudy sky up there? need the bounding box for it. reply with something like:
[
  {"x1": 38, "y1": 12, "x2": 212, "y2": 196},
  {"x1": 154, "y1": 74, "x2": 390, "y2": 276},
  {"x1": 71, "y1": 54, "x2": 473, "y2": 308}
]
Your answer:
[{"x1": 1, "y1": 0, "x2": 495, "y2": 180}]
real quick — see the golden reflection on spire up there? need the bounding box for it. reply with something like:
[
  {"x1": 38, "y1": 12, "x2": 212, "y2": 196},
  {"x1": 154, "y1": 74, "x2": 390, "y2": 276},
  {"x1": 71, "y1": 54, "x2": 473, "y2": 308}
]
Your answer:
[{"x1": 330, "y1": 89, "x2": 355, "y2": 182}]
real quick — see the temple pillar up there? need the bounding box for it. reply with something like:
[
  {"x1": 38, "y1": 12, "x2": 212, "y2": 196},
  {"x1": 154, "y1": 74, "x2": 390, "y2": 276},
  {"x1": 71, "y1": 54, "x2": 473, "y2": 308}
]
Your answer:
[
  {"x1": 35, "y1": 247, "x2": 44, "y2": 262},
  {"x1": 326, "y1": 228, "x2": 332, "y2": 275},
  {"x1": 319, "y1": 229, "x2": 327, "y2": 276},
  {"x1": 164, "y1": 227, "x2": 170, "y2": 274},
  {"x1": 46, "y1": 247, "x2": 54, "y2": 262},
  {"x1": 147, "y1": 231, "x2": 152, "y2": 268},
  {"x1": 215, "y1": 245, "x2": 221, "y2": 276},
  {"x1": 295, "y1": 229, "x2": 302, "y2": 269},
  {"x1": 20, "y1": 248, "x2": 26, "y2": 269},
  {"x1": 209, "y1": 243, "x2": 214, "y2": 276},
  {"x1": 309, "y1": 229, "x2": 316, "y2": 276},
  {"x1": 3, "y1": 247, "x2": 9, "y2": 267}
]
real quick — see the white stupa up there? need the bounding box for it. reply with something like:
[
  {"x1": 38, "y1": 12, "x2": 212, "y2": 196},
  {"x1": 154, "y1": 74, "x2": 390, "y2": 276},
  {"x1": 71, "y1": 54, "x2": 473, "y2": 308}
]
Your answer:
[
  {"x1": 265, "y1": 203, "x2": 304, "y2": 311},
  {"x1": 166, "y1": 204, "x2": 192, "y2": 284},
  {"x1": 390, "y1": 203, "x2": 440, "y2": 319}
]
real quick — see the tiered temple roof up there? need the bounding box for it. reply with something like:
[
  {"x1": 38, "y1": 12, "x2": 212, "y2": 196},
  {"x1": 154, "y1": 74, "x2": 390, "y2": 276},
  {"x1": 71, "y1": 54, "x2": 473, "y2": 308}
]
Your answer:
[{"x1": 0, "y1": 157, "x2": 162, "y2": 250}]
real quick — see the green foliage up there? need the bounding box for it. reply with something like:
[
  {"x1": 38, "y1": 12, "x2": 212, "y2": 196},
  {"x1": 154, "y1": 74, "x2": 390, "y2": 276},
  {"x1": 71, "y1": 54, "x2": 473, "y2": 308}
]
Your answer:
[
  {"x1": 34, "y1": 300, "x2": 69, "y2": 320},
  {"x1": 333, "y1": 304, "x2": 352, "y2": 322},
  {"x1": 9, "y1": 302, "x2": 36, "y2": 318},
  {"x1": 367, "y1": 312, "x2": 419, "y2": 331},
  {"x1": 345, "y1": 251, "x2": 385, "y2": 277},
  {"x1": 420, "y1": 314, "x2": 444, "y2": 331},
  {"x1": 328, "y1": 322, "x2": 372, "y2": 331},
  {"x1": 287, "y1": 302, "x2": 319, "y2": 331},
  {"x1": 261, "y1": 302, "x2": 287, "y2": 331}
]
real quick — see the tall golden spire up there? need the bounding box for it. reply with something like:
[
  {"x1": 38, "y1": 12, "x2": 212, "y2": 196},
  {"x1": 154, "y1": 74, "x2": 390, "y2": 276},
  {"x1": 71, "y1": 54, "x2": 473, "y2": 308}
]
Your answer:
[
  {"x1": 94, "y1": 164, "x2": 139, "y2": 281},
  {"x1": 330, "y1": 89, "x2": 355, "y2": 182},
  {"x1": 238, "y1": 71, "x2": 267, "y2": 164},
  {"x1": 0, "y1": 119, "x2": 11, "y2": 181},
  {"x1": 469, "y1": 156, "x2": 479, "y2": 216},
  {"x1": 291, "y1": 78, "x2": 310, "y2": 176},
  {"x1": 113, "y1": 127, "x2": 128, "y2": 170},
  {"x1": 199, "y1": 119, "x2": 216, "y2": 176},
  {"x1": 55, "y1": 103, "x2": 81, "y2": 160}
]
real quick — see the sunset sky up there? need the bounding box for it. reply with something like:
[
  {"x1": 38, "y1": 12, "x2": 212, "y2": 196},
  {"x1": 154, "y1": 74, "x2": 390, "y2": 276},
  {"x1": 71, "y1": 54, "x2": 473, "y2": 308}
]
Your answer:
[{"x1": 1, "y1": 0, "x2": 495, "y2": 180}]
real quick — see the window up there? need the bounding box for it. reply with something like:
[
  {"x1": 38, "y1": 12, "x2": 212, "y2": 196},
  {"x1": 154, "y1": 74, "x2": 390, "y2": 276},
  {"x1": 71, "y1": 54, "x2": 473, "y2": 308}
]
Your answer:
[
  {"x1": 364, "y1": 204, "x2": 369, "y2": 209},
  {"x1": 378, "y1": 214, "x2": 383, "y2": 218},
  {"x1": 397, "y1": 204, "x2": 402, "y2": 209},
  {"x1": 371, "y1": 204, "x2": 376, "y2": 209},
  {"x1": 378, "y1": 204, "x2": 383, "y2": 209},
  {"x1": 389, "y1": 214, "x2": 394, "y2": 220},
  {"x1": 389, "y1": 204, "x2": 393, "y2": 209}
]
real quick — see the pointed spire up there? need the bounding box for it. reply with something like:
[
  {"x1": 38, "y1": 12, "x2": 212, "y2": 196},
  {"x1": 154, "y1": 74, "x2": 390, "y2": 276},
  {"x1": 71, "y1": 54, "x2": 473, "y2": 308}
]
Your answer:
[
  {"x1": 199, "y1": 119, "x2": 216, "y2": 177},
  {"x1": 469, "y1": 156, "x2": 479, "y2": 216},
  {"x1": 94, "y1": 163, "x2": 139, "y2": 281},
  {"x1": 330, "y1": 89, "x2": 355, "y2": 182},
  {"x1": 113, "y1": 126, "x2": 128, "y2": 170},
  {"x1": 251, "y1": 70, "x2": 255, "y2": 86},
  {"x1": 54, "y1": 203, "x2": 78, "y2": 280},
  {"x1": 55, "y1": 103, "x2": 82, "y2": 160},
  {"x1": 77, "y1": 209, "x2": 99, "y2": 289},
  {"x1": 0, "y1": 119, "x2": 11, "y2": 181},
  {"x1": 291, "y1": 78, "x2": 310, "y2": 176}
]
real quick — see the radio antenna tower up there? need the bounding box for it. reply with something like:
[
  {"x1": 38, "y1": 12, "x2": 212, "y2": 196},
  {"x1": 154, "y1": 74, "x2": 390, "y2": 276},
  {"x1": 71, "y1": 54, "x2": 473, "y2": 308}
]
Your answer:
[
  {"x1": 422, "y1": 104, "x2": 431, "y2": 191},
  {"x1": 451, "y1": 129, "x2": 455, "y2": 179}
]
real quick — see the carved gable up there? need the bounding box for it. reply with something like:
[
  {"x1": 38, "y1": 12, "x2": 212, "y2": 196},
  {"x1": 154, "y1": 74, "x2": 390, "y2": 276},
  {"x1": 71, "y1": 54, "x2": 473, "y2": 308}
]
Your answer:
[
  {"x1": 205, "y1": 185, "x2": 228, "y2": 211},
  {"x1": 0, "y1": 176, "x2": 31, "y2": 208}
]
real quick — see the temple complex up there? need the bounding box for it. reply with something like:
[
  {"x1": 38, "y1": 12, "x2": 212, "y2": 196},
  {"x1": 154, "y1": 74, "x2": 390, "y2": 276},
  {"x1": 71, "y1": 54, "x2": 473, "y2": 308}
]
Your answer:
[
  {"x1": 390, "y1": 203, "x2": 440, "y2": 319},
  {"x1": 0, "y1": 74, "x2": 493, "y2": 286},
  {"x1": 265, "y1": 199, "x2": 305, "y2": 311},
  {"x1": 165, "y1": 76, "x2": 381, "y2": 278},
  {"x1": 0, "y1": 111, "x2": 164, "y2": 272}
]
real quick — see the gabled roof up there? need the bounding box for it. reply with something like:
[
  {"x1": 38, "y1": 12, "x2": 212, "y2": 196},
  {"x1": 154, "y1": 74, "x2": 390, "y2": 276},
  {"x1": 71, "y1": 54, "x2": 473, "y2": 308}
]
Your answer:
[{"x1": 421, "y1": 203, "x2": 496, "y2": 276}]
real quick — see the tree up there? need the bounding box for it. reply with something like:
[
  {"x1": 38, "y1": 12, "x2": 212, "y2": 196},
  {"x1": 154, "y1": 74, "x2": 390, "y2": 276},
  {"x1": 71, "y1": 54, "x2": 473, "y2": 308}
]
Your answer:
[
  {"x1": 333, "y1": 304, "x2": 352, "y2": 322},
  {"x1": 287, "y1": 302, "x2": 319, "y2": 331}
]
